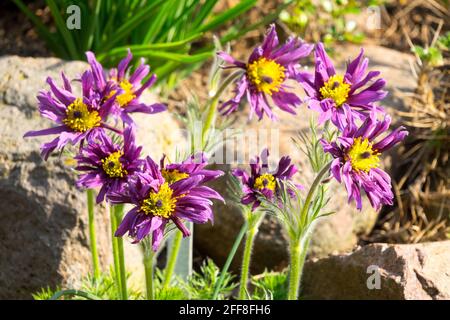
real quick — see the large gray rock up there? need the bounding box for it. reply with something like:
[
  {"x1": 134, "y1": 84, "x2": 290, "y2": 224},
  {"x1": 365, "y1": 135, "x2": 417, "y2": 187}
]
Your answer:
[
  {"x1": 302, "y1": 241, "x2": 450, "y2": 300},
  {"x1": 195, "y1": 44, "x2": 416, "y2": 272},
  {"x1": 0, "y1": 55, "x2": 183, "y2": 298}
]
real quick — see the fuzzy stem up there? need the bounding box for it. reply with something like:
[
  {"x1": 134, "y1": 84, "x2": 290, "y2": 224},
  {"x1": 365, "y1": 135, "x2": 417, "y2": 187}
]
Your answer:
[
  {"x1": 201, "y1": 70, "x2": 243, "y2": 148},
  {"x1": 86, "y1": 189, "x2": 100, "y2": 280},
  {"x1": 238, "y1": 226, "x2": 257, "y2": 300},
  {"x1": 212, "y1": 219, "x2": 249, "y2": 300},
  {"x1": 110, "y1": 205, "x2": 122, "y2": 298},
  {"x1": 143, "y1": 244, "x2": 154, "y2": 300},
  {"x1": 287, "y1": 237, "x2": 302, "y2": 300},
  {"x1": 163, "y1": 230, "x2": 183, "y2": 289},
  {"x1": 113, "y1": 204, "x2": 128, "y2": 300}
]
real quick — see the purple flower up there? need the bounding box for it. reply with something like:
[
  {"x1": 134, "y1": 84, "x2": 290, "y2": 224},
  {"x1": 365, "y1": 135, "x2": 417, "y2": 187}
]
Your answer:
[
  {"x1": 218, "y1": 24, "x2": 313, "y2": 121},
  {"x1": 86, "y1": 50, "x2": 166, "y2": 125},
  {"x1": 160, "y1": 153, "x2": 224, "y2": 184},
  {"x1": 23, "y1": 71, "x2": 117, "y2": 160},
  {"x1": 74, "y1": 126, "x2": 143, "y2": 203},
  {"x1": 320, "y1": 110, "x2": 408, "y2": 210},
  {"x1": 297, "y1": 42, "x2": 387, "y2": 130},
  {"x1": 109, "y1": 156, "x2": 224, "y2": 251},
  {"x1": 232, "y1": 149, "x2": 300, "y2": 210}
]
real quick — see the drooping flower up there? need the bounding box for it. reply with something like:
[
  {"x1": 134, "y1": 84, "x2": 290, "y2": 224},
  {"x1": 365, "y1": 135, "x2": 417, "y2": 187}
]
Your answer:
[
  {"x1": 109, "y1": 156, "x2": 224, "y2": 251},
  {"x1": 232, "y1": 149, "x2": 300, "y2": 210},
  {"x1": 297, "y1": 42, "x2": 387, "y2": 130},
  {"x1": 217, "y1": 24, "x2": 313, "y2": 121},
  {"x1": 23, "y1": 71, "x2": 117, "y2": 160},
  {"x1": 86, "y1": 50, "x2": 166, "y2": 125},
  {"x1": 74, "y1": 126, "x2": 143, "y2": 203},
  {"x1": 320, "y1": 110, "x2": 408, "y2": 210}
]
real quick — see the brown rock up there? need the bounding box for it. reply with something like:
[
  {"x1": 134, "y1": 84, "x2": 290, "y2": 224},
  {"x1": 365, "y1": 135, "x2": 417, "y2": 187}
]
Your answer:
[
  {"x1": 0, "y1": 55, "x2": 182, "y2": 298},
  {"x1": 302, "y1": 241, "x2": 450, "y2": 300}
]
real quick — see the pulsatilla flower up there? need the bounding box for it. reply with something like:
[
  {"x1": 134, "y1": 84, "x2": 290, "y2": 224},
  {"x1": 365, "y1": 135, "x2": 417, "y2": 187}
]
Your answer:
[
  {"x1": 297, "y1": 42, "x2": 387, "y2": 130},
  {"x1": 23, "y1": 71, "x2": 116, "y2": 160},
  {"x1": 86, "y1": 50, "x2": 166, "y2": 125},
  {"x1": 320, "y1": 110, "x2": 408, "y2": 210},
  {"x1": 160, "y1": 153, "x2": 224, "y2": 184},
  {"x1": 75, "y1": 126, "x2": 143, "y2": 203},
  {"x1": 232, "y1": 149, "x2": 300, "y2": 210},
  {"x1": 109, "y1": 156, "x2": 224, "y2": 251},
  {"x1": 217, "y1": 24, "x2": 313, "y2": 121}
]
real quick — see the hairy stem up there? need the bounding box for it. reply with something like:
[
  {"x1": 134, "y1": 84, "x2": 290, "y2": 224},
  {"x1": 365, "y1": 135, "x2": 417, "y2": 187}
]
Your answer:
[
  {"x1": 212, "y1": 219, "x2": 249, "y2": 300},
  {"x1": 143, "y1": 244, "x2": 154, "y2": 300},
  {"x1": 110, "y1": 205, "x2": 122, "y2": 298},
  {"x1": 86, "y1": 189, "x2": 100, "y2": 280},
  {"x1": 163, "y1": 230, "x2": 183, "y2": 289},
  {"x1": 238, "y1": 226, "x2": 257, "y2": 300},
  {"x1": 113, "y1": 204, "x2": 128, "y2": 300}
]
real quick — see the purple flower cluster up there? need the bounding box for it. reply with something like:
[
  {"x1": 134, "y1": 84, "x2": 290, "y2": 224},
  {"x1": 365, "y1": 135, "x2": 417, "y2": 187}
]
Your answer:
[
  {"x1": 24, "y1": 51, "x2": 224, "y2": 250},
  {"x1": 224, "y1": 25, "x2": 407, "y2": 211}
]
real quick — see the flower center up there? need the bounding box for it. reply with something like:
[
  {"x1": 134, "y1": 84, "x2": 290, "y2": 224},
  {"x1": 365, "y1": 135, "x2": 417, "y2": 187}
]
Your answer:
[
  {"x1": 319, "y1": 74, "x2": 351, "y2": 107},
  {"x1": 63, "y1": 98, "x2": 101, "y2": 132},
  {"x1": 141, "y1": 182, "x2": 177, "y2": 218},
  {"x1": 254, "y1": 173, "x2": 276, "y2": 192},
  {"x1": 116, "y1": 80, "x2": 136, "y2": 107},
  {"x1": 347, "y1": 137, "x2": 380, "y2": 173},
  {"x1": 247, "y1": 57, "x2": 286, "y2": 95},
  {"x1": 161, "y1": 169, "x2": 189, "y2": 184},
  {"x1": 101, "y1": 151, "x2": 128, "y2": 178}
]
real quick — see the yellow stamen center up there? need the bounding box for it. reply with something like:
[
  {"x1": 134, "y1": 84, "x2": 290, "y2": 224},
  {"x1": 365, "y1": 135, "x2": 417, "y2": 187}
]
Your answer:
[
  {"x1": 108, "y1": 80, "x2": 136, "y2": 107},
  {"x1": 347, "y1": 137, "x2": 380, "y2": 173},
  {"x1": 101, "y1": 151, "x2": 128, "y2": 178},
  {"x1": 141, "y1": 182, "x2": 177, "y2": 218},
  {"x1": 161, "y1": 169, "x2": 189, "y2": 184},
  {"x1": 254, "y1": 173, "x2": 276, "y2": 192},
  {"x1": 247, "y1": 57, "x2": 286, "y2": 95},
  {"x1": 319, "y1": 74, "x2": 351, "y2": 107},
  {"x1": 63, "y1": 98, "x2": 101, "y2": 132}
]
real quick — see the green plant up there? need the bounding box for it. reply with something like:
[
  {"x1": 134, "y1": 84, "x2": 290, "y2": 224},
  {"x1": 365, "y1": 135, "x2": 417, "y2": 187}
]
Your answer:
[
  {"x1": 251, "y1": 270, "x2": 288, "y2": 300},
  {"x1": 12, "y1": 0, "x2": 266, "y2": 84}
]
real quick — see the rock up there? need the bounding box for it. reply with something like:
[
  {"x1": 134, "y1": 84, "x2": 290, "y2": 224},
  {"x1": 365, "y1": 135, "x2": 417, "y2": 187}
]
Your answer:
[
  {"x1": 194, "y1": 44, "x2": 415, "y2": 272},
  {"x1": 0, "y1": 55, "x2": 183, "y2": 298},
  {"x1": 302, "y1": 241, "x2": 450, "y2": 300}
]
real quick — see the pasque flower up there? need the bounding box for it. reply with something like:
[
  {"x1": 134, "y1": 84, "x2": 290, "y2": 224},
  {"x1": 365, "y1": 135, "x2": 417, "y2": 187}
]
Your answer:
[
  {"x1": 109, "y1": 156, "x2": 224, "y2": 251},
  {"x1": 232, "y1": 149, "x2": 300, "y2": 210},
  {"x1": 86, "y1": 50, "x2": 166, "y2": 125},
  {"x1": 218, "y1": 24, "x2": 313, "y2": 120},
  {"x1": 297, "y1": 42, "x2": 387, "y2": 130},
  {"x1": 74, "y1": 126, "x2": 143, "y2": 203},
  {"x1": 23, "y1": 71, "x2": 117, "y2": 160},
  {"x1": 320, "y1": 110, "x2": 408, "y2": 210}
]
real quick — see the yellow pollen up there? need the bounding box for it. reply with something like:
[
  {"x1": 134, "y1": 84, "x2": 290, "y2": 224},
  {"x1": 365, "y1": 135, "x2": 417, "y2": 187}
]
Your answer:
[
  {"x1": 247, "y1": 57, "x2": 286, "y2": 95},
  {"x1": 254, "y1": 173, "x2": 276, "y2": 192},
  {"x1": 161, "y1": 169, "x2": 189, "y2": 184},
  {"x1": 63, "y1": 98, "x2": 101, "y2": 132},
  {"x1": 319, "y1": 74, "x2": 351, "y2": 107},
  {"x1": 101, "y1": 151, "x2": 128, "y2": 178},
  {"x1": 141, "y1": 182, "x2": 177, "y2": 218},
  {"x1": 347, "y1": 137, "x2": 380, "y2": 173},
  {"x1": 108, "y1": 80, "x2": 136, "y2": 107}
]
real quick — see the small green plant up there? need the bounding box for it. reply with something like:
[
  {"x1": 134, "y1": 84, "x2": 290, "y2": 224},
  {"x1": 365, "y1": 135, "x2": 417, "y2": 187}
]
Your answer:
[
  {"x1": 12, "y1": 0, "x2": 268, "y2": 84},
  {"x1": 251, "y1": 270, "x2": 289, "y2": 300}
]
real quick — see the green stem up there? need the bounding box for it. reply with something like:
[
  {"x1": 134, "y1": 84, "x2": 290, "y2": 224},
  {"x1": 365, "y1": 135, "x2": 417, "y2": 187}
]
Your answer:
[
  {"x1": 201, "y1": 70, "x2": 243, "y2": 148},
  {"x1": 212, "y1": 220, "x2": 249, "y2": 300},
  {"x1": 50, "y1": 289, "x2": 102, "y2": 300},
  {"x1": 238, "y1": 226, "x2": 257, "y2": 300},
  {"x1": 143, "y1": 244, "x2": 154, "y2": 300},
  {"x1": 110, "y1": 205, "x2": 122, "y2": 298},
  {"x1": 287, "y1": 232, "x2": 313, "y2": 300},
  {"x1": 113, "y1": 204, "x2": 128, "y2": 300},
  {"x1": 86, "y1": 189, "x2": 100, "y2": 280},
  {"x1": 163, "y1": 230, "x2": 183, "y2": 289}
]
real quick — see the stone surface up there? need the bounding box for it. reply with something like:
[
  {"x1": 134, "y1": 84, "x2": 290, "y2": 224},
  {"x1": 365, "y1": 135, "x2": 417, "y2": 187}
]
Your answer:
[
  {"x1": 302, "y1": 241, "x2": 450, "y2": 300},
  {"x1": 0, "y1": 55, "x2": 183, "y2": 298},
  {"x1": 195, "y1": 44, "x2": 416, "y2": 272}
]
